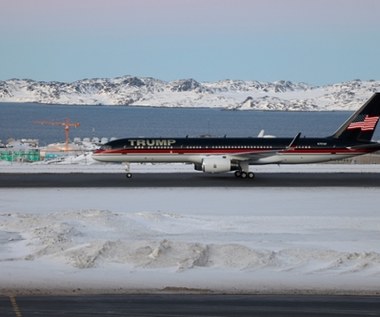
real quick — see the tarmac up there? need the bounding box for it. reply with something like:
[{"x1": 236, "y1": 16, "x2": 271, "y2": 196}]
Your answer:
[
  {"x1": 1, "y1": 294, "x2": 380, "y2": 317},
  {"x1": 1, "y1": 172, "x2": 380, "y2": 188}
]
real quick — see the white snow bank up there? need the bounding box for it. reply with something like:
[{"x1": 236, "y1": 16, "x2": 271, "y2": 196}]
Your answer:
[
  {"x1": 1, "y1": 187, "x2": 380, "y2": 294},
  {"x1": 1, "y1": 160, "x2": 380, "y2": 174}
]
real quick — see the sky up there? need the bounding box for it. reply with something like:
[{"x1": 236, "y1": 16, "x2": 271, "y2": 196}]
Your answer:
[{"x1": 0, "y1": 0, "x2": 379, "y2": 85}]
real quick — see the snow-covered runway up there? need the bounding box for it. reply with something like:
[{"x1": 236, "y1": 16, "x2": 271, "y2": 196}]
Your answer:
[{"x1": 1, "y1": 185, "x2": 380, "y2": 294}]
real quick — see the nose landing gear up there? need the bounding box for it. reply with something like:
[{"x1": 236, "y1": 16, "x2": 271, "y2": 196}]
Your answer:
[{"x1": 124, "y1": 163, "x2": 133, "y2": 178}]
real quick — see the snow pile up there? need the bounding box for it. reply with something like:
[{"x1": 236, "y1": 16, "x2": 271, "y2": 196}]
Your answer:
[
  {"x1": 1, "y1": 187, "x2": 380, "y2": 294},
  {"x1": 1, "y1": 76, "x2": 379, "y2": 110},
  {"x1": 2, "y1": 209, "x2": 380, "y2": 274},
  {"x1": 2, "y1": 158, "x2": 380, "y2": 174},
  {"x1": 4, "y1": 209, "x2": 380, "y2": 275}
]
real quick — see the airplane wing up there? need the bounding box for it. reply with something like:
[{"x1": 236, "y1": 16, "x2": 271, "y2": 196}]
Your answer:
[{"x1": 227, "y1": 132, "x2": 301, "y2": 163}]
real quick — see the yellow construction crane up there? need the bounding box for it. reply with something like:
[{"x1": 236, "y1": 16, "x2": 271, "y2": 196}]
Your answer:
[{"x1": 34, "y1": 118, "x2": 80, "y2": 151}]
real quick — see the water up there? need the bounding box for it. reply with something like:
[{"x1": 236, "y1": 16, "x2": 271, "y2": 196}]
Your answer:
[{"x1": 0, "y1": 103, "x2": 361, "y2": 146}]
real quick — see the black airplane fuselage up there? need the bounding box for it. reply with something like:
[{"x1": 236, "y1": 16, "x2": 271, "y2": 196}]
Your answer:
[{"x1": 93, "y1": 93, "x2": 380, "y2": 177}]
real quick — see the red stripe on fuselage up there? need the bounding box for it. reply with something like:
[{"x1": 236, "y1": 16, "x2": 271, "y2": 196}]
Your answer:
[{"x1": 98, "y1": 147, "x2": 371, "y2": 155}]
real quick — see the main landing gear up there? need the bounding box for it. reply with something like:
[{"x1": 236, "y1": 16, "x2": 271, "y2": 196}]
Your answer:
[
  {"x1": 234, "y1": 162, "x2": 255, "y2": 179},
  {"x1": 234, "y1": 170, "x2": 255, "y2": 179}
]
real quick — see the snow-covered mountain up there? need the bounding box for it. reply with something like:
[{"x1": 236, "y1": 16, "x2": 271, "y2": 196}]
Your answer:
[{"x1": 1, "y1": 76, "x2": 379, "y2": 111}]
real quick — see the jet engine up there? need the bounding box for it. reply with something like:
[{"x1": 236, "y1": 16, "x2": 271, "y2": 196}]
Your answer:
[{"x1": 201, "y1": 156, "x2": 231, "y2": 173}]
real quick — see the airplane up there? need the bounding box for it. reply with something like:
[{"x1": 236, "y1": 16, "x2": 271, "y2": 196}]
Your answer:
[{"x1": 93, "y1": 93, "x2": 380, "y2": 179}]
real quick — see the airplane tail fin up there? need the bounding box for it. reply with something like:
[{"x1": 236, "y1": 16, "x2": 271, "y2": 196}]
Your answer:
[{"x1": 329, "y1": 93, "x2": 380, "y2": 141}]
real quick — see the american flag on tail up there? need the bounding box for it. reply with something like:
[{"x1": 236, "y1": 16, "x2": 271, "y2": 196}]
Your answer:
[{"x1": 347, "y1": 114, "x2": 380, "y2": 131}]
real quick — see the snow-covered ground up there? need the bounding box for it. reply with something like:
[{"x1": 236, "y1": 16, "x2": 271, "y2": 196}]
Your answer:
[
  {"x1": 1, "y1": 163, "x2": 380, "y2": 295},
  {"x1": 2, "y1": 158, "x2": 380, "y2": 174}
]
